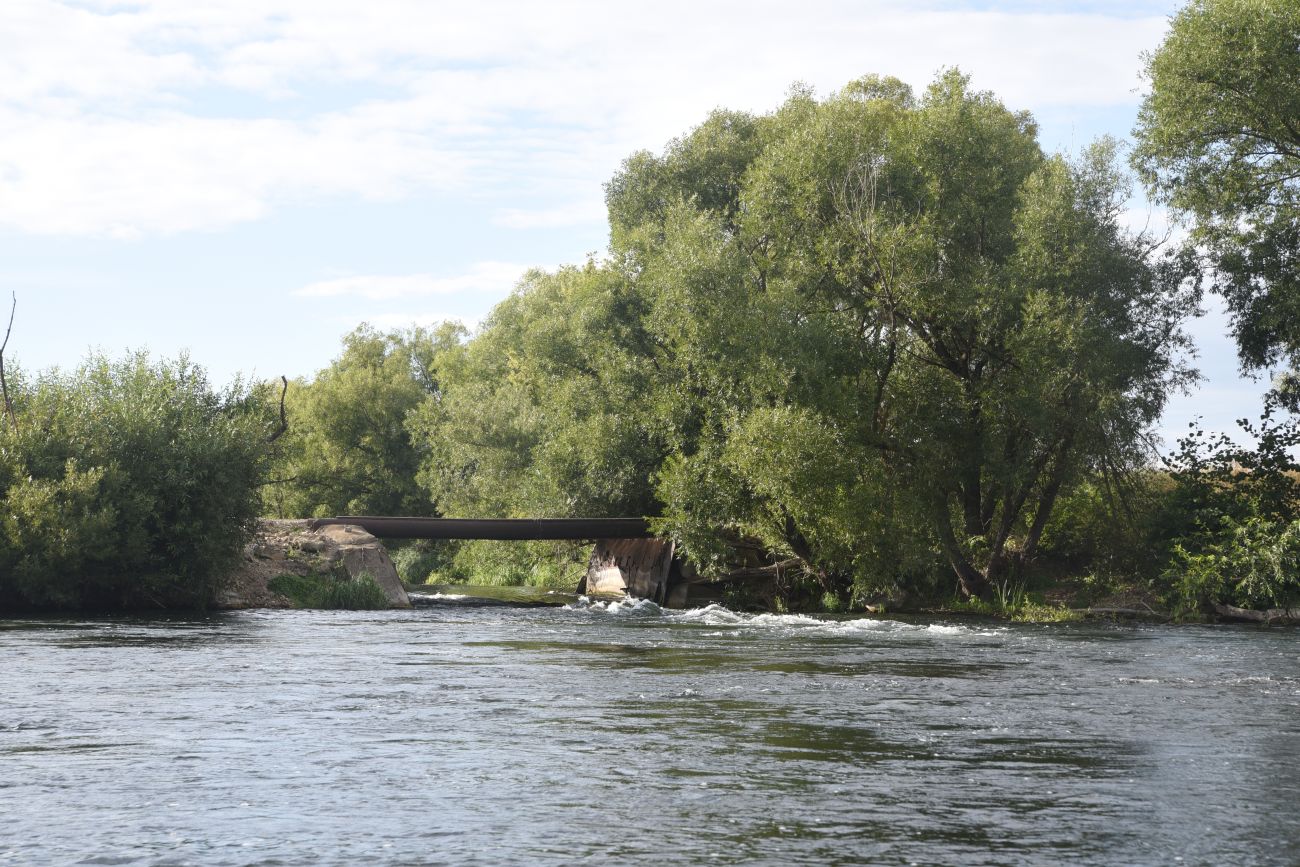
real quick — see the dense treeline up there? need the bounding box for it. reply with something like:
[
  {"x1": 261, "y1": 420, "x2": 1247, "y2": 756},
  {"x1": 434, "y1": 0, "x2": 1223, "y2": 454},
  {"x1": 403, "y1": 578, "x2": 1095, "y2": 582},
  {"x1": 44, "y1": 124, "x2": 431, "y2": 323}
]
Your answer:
[
  {"x1": 267, "y1": 61, "x2": 1298, "y2": 615},
  {"x1": 3, "y1": 0, "x2": 1297, "y2": 615}
]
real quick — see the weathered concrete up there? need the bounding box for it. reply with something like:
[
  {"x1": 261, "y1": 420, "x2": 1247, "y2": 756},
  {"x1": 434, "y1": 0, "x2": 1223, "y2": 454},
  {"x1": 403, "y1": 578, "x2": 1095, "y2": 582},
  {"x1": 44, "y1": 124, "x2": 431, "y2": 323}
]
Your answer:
[
  {"x1": 219, "y1": 519, "x2": 410, "y2": 609},
  {"x1": 314, "y1": 523, "x2": 410, "y2": 608},
  {"x1": 583, "y1": 538, "x2": 675, "y2": 602}
]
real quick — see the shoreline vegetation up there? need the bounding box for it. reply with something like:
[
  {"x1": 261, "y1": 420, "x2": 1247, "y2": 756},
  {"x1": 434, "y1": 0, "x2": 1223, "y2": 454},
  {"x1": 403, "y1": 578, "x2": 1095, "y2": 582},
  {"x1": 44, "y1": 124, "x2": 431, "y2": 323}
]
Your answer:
[{"x1": 2, "y1": 1, "x2": 1298, "y2": 623}]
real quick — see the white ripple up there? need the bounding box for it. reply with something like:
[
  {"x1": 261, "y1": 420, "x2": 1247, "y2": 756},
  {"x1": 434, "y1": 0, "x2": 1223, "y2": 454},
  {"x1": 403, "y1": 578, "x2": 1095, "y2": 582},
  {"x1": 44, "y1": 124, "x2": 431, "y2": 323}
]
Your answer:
[{"x1": 568, "y1": 597, "x2": 1001, "y2": 638}]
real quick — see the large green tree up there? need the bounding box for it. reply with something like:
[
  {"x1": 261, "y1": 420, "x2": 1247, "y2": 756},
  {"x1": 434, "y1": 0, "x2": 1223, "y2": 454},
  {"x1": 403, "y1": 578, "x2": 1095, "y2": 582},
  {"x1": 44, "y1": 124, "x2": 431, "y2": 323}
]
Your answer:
[
  {"x1": 1133, "y1": 0, "x2": 1300, "y2": 373},
  {"x1": 266, "y1": 323, "x2": 465, "y2": 518},
  {"x1": 414, "y1": 72, "x2": 1197, "y2": 600},
  {"x1": 624, "y1": 73, "x2": 1196, "y2": 598}
]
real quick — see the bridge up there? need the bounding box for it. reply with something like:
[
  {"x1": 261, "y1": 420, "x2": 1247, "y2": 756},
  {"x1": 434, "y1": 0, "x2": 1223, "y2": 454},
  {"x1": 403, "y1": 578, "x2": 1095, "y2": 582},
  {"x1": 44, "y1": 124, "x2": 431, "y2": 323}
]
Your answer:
[{"x1": 308, "y1": 516, "x2": 690, "y2": 604}]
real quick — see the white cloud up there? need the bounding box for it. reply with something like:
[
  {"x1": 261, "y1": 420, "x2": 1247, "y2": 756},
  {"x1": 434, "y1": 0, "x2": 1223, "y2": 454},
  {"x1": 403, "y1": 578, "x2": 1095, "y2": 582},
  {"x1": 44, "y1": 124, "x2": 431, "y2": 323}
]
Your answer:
[
  {"x1": 0, "y1": 107, "x2": 475, "y2": 237},
  {"x1": 0, "y1": 0, "x2": 1171, "y2": 238},
  {"x1": 295, "y1": 262, "x2": 533, "y2": 300}
]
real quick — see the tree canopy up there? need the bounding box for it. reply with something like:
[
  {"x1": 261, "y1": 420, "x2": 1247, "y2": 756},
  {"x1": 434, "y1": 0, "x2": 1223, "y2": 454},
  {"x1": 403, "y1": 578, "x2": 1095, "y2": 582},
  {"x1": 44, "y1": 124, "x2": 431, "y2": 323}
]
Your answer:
[
  {"x1": 408, "y1": 71, "x2": 1197, "y2": 600},
  {"x1": 1133, "y1": 0, "x2": 1300, "y2": 373},
  {"x1": 265, "y1": 323, "x2": 465, "y2": 518}
]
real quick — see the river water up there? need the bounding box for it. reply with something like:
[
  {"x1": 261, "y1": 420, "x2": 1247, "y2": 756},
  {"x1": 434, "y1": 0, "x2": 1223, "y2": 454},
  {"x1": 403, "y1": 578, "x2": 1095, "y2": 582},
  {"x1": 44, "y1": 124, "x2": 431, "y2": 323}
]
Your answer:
[{"x1": 2, "y1": 599, "x2": 1298, "y2": 866}]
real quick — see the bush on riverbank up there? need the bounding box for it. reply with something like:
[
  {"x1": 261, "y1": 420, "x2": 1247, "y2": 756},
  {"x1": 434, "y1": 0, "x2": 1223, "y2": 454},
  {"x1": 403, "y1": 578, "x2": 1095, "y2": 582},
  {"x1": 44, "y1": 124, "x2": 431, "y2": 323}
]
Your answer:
[{"x1": 0, "y1": 353, "x2": 275, "y2": 610}]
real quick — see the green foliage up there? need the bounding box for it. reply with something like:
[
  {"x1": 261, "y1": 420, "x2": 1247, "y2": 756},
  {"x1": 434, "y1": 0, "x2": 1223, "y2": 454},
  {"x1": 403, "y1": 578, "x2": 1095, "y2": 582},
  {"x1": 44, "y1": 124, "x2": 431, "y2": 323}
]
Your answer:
[
  {"x1": 1131, "y1": 2, "x2": 1300, "y2": 617},
  {"x1": 264, "y1": 322, "x2": 465, "y2": 518},
  {"x1": 1133, "y1": 0, "x2": 1300, "y2": 374},
  {"x1": 1038, "y1": 474, "x2": 1176, "y2": 582},
  {"x1": 389, "y1": 536, "x2": 589, "y2": 590},
  {"x1": 404, "y1": 71, "x2": 1196, "y2": 605},
  {"x1": 408, "y1": 265, "x2": 664, "y2": 521},
  {"x1": 389, "y1": 540, "x2": 456, "y2": 585},
  {"x1": 628, "y1": 72, "x2": 1193, "y2": 598},
  {"x1": 0, "y1": 353, "x2": 273, "y2": 609},
  {"x1": 1153, "y1": 393, "x2": 1300, "y2": 614},
  {"x1": 1165, "y1": 517, "x2": 1300, "y2": 615},
  {"x1": 945, "y1": 588, "x2": 1081, "y2": 622},
  {"x1": 444, "y1": 540, "x2": 589, "y2": 589},
  {"x1": 266, "y1": 572, "x2": 391, "y2": 609}
]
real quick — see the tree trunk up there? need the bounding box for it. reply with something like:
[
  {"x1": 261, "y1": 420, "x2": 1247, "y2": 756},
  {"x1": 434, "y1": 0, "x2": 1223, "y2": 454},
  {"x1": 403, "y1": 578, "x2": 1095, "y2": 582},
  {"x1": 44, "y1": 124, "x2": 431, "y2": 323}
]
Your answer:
[{"x1": 932, "y1": 500, "x2": 993, "y2": 599}]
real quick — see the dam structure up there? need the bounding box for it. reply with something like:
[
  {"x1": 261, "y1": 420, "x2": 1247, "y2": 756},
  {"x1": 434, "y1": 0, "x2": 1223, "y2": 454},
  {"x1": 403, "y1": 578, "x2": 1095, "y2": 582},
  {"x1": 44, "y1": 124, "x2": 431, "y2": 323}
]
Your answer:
[{"x1": 309, "y1": 516, "x2": 699, "y2": 605}]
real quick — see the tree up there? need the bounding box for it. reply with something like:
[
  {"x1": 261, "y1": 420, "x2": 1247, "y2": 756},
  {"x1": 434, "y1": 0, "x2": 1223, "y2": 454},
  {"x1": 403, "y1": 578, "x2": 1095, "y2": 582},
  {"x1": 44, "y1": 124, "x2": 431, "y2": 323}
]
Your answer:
[
  {"x1": 621, "y1": 72, "x2": 1197, "y2": 598},
  {"x1": 407, "y1": 265, "x2": 664, "y2": 520},
  {"x1": 265, "y1": 323, "x2": 465, "y2": 518},
  {"x1": 411, "y1": 72, "x2": 1197, "y2": 601},
  {"x1": 1133, "y1": 0, "x2": 1300, "y2": 373}
]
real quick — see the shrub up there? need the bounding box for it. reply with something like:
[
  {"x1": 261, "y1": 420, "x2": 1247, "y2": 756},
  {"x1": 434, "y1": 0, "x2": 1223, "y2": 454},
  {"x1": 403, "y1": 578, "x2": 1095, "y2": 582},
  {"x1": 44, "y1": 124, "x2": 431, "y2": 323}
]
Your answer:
[
  {"x1": 1164, "y1": 515, "x2": 1300, "y2": 616},
  {"x1": 390, "y1": 540, "x2": 456, "y2": 585},
  {"x1": 448, "y1": 539, "x2": 589, "y2": 589},
  {"x1": 0, "y1": 352, "x2": 274, "y2": 609}
]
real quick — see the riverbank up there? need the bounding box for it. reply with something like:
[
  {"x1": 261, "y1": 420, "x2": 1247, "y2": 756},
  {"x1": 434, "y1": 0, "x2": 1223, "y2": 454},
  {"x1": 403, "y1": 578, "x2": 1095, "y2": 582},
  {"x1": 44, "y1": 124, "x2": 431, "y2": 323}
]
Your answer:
[{"x1": 222, "y1": 521, "x2": 1300, "y2": 625}]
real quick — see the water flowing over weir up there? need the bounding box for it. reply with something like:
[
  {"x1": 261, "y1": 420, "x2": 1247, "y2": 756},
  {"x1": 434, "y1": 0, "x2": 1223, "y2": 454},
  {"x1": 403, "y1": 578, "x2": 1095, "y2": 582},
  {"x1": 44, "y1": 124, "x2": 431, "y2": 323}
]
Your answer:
[{"x1": 3, "y1": 605, "x2": 1299, "y2": 866}]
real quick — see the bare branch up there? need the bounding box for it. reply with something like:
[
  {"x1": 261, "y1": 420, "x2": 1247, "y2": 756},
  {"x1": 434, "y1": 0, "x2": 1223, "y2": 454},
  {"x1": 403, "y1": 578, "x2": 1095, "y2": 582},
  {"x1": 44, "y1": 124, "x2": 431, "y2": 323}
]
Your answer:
[
  {"x1": 0, "y1": 292, "x2": 17, "y2": 433},
  {"x1": 266, "y1": 375, "x2": 288, "y2": 443}
]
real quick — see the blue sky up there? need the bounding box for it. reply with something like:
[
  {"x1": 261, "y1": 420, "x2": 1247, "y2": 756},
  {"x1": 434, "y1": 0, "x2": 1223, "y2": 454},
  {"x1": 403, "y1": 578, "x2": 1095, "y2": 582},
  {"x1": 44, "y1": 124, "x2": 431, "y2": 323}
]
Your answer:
[{"x1": 0, "y1": 0, "x2": 1271, "y2": 447}]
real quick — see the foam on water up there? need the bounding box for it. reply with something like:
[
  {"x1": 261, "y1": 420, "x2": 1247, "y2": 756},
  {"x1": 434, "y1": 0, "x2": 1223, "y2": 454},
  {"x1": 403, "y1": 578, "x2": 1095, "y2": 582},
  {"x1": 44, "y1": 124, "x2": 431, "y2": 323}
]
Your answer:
[
  {"x1": 565, "y1": 596, "x2": 664, "y2": 616},
  {"x1": 566, "y1": 596, "x2": 1001, "y2": 638}
]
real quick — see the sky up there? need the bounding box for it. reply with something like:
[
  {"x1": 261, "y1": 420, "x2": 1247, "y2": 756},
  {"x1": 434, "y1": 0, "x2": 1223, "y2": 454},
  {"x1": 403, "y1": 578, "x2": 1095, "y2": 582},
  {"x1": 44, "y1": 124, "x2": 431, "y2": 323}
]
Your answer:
[{"x1": 0, "y1": 0, "x2": 1275, "y2": 448}]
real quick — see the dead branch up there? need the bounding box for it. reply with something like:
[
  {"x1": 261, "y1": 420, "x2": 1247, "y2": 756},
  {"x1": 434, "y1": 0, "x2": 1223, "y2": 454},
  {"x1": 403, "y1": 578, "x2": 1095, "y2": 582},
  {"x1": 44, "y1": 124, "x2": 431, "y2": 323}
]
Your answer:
[
  {"x1": 266, "y1": 375, "x2": 288, "y2": 443},
  {"x1": 0, "y1": 292, "x2": 16, "y2": 433},
  {"x1": 1212, "y1": 601, "x2": 1300, "y2": 625}
]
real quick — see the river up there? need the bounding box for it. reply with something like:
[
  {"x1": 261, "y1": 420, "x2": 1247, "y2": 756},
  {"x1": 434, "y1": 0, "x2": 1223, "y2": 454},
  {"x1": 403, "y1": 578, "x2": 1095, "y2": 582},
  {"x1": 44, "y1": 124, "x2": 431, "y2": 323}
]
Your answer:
[{"x1": 2, "y1": 598, "x2": 1298, "y2": 866}]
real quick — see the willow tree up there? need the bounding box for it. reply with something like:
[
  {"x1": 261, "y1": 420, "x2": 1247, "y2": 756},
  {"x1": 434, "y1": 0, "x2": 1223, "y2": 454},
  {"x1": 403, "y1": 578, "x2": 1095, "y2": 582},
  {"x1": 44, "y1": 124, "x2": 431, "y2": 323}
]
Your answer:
[
  {"x1": 265, "y1": 323, "x2": 465, "y2": 518},
  {"x1": 414, "y1": 72, "x2": 1196, "y2": 600},
  {"x1": 1133, "y1": 0, "x2": 1300, "y2": 375},
  {"x1": 614, "y1": 72, "x2": 1197, "y2": 597},
  {"x1": 407, "y1": 264, "x2": 665, "y2": 520}
]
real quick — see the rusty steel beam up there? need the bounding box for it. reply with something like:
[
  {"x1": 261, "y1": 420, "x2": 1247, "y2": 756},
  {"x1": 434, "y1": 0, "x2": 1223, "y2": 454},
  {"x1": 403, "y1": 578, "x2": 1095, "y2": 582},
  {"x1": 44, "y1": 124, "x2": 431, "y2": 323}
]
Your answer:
[{"x1": 308, "y1": 516, "x2": 653, "y2": 540}]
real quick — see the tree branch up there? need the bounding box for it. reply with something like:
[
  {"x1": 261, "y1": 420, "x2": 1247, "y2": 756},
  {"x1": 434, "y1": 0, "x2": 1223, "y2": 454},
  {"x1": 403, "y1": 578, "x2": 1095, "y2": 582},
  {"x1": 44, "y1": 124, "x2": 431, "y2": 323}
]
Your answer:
[
  {"x1": 266, "y1": 375, "x2": 288, "y2": 443},
  {"x1": 0, "y1": 292, "x2": 17, "y2": 433}
]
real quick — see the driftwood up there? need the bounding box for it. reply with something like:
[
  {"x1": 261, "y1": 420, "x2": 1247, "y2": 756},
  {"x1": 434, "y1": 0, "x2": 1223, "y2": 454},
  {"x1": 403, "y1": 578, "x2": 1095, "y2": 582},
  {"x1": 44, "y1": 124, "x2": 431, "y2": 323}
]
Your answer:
[{"x1": 1212, "y1": 602, "x2": 1300, "y2": 625}]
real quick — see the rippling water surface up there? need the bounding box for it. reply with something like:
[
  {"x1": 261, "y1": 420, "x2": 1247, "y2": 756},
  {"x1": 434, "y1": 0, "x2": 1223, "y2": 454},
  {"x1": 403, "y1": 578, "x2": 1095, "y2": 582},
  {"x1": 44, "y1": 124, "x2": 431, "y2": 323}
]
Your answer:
[{"x1": 3, "y1": 600, "x2": 1298, "y2": 865}]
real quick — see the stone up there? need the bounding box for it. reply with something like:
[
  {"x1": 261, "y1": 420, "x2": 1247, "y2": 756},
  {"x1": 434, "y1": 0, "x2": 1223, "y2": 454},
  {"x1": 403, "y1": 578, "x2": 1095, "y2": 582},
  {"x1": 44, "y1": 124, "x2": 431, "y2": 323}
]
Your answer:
[
  {"x1": 218, "y1": 518, "x2": 410, "y2": 609},
  {"x1": 252, "y1": 543, "x2": 287, "y2": 561},
  {"x1": 337, "y1": 545, "x2": 409, "y2": 608}
]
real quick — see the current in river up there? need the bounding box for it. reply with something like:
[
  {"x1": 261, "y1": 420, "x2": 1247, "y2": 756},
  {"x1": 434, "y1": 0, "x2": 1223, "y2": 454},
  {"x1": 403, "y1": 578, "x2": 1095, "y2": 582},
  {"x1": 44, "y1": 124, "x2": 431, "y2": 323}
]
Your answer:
[{"x1": 2, "y1": 598, "x2": 1299, "y2": 866}]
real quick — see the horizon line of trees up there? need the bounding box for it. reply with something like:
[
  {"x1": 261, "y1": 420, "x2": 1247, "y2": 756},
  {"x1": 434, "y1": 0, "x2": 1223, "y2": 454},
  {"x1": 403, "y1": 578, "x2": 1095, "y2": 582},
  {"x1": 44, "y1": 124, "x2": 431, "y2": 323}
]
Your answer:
[{"x1": 1, "y1": 0, "x2": 1296, "y2": 614}]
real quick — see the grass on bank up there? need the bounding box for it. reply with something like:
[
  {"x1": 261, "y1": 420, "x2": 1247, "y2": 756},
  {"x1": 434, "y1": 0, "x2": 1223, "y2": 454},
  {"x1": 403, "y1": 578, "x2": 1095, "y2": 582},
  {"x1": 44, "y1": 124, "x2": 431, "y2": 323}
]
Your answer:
[{"x1": 267, "y1": 573, "x2": 390, "y2": 610}]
